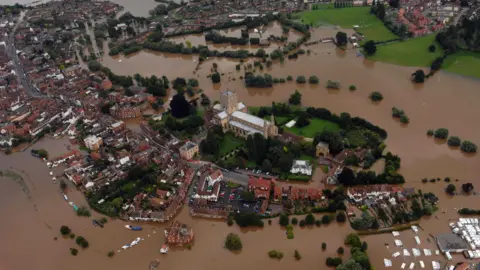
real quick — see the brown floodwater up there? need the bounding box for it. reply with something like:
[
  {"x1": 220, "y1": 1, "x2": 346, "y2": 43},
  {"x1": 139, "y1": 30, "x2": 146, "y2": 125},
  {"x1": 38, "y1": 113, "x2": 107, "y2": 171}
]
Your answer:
[
  {"x1": 3, "y1": 26, "x2": 480, "y2": 269},
  {"x1": 167, "y1": 21, "x2": 304, "y2": 54}
]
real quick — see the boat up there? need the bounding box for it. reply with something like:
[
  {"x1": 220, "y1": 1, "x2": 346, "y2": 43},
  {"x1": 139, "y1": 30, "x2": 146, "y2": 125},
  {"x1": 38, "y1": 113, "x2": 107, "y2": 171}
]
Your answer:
[
  {"x1": 160, "y1": 244, "x2": 169, "y2": 254},
  {"x1": 92, "y1": 220, "x2": 104, "y2": 228},
  {"x1": 62, "y1": 194, "x2": 68, "y2": 201},
  {"x1": 69, "y1": 202, "x2": 79, "y2": 212},
  {"x1": 125, "y1": 225, "x2": 142, "y2": 231}
]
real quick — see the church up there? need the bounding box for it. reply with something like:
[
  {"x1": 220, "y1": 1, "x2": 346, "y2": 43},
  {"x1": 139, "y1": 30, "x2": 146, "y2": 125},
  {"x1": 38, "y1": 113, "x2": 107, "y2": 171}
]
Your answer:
[{"x1": 212, "y1": 90, "x2": 278, "y2": 138}]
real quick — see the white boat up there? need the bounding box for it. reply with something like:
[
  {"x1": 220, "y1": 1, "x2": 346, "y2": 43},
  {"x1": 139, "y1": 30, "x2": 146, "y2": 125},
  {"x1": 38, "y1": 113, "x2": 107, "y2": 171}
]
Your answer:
[
  {"x1": 49, "y1": 171, "x2": 53, "y2": 176},
  {"x1": 395, "y1": 239, "x2": 403, "y2": 246},
  {"x1": 160, "y1": 244, "x2": 169, "y2": 254},
  {"x1": 403, "y1": 249, "x2": 411, "y2": 256},
  {"x1": 409, "y1": 262, "x2": 415, "y2": 269},
  {"x1": 411, "y1": 225, "x2": 419, "y2": 234},
  {"x1": 414, "y1": 236, "x2": 421, "y2": 245},
  {"x1": 392, "y1": 252, "x2": 400, "y2": 258},
  {"x1": 63, "y1": 194, "x2": 68, "y2": 201},
  {"x1": 401, "y1": 263, "x2": 406, "y2": 269},
  {"x1": 392, "y1": 231, "x2": 400, "y2": 236},
  {"x1": 383, "y1": 259, "x2": 392, "y2": 267},
  {"x1": 122, "y1": 244, "x2": 130, "y2": 250}
]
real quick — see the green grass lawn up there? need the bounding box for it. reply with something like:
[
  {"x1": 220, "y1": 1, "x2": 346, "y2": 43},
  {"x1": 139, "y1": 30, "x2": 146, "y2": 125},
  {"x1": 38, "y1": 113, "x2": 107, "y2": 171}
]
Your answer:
[
  {"x1": 298, "y1": 7, "x2": 397, "y2": 42},
  {"x1": 443, "y1": 51, "x2": 480, "y2": 79},
  {"x1": 219, "y1": 133, "x2": 245, "y2": 156},
  {"x1": 369, "y1": 35, "x2": 444, "y2": 67},
  {"x1": 286, "y1": 118, "x2": 340, "y2": 138}
]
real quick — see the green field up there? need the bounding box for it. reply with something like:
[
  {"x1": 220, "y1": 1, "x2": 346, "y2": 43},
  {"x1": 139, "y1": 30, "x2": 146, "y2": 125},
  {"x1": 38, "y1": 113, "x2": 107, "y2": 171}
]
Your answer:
[
  {"x1": 443, "y1": 51, "x2": 480, "y2": 79},
  {"x1": 369, "y1": 35, "x2": 444, "y2": 66},
  {"x1": 286, "y1": 118, "x2": 340, "y2": 138},
  {"x1": 219, "y1": 133, "x2": 245, "y2": 156},
  {"x1": 297, "y1": 7, "x2": 397, "y2": 42}
]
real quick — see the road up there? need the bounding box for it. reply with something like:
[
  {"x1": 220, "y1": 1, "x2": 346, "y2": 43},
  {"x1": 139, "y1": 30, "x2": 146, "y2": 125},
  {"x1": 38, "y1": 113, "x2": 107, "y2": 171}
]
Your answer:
[{"x1": 6, "y1": 13, "x2": 45, "y2": 98}]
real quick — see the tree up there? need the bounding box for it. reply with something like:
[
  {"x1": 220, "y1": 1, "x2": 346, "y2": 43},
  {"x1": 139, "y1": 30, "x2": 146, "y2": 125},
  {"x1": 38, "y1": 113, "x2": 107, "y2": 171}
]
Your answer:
[
  {"x1": 170, "y1": 94, "x2": 191, "y2": 118},
  {"x1": 336, "y1": 211, "x2": 347, "y2": 222},
  {"x1": 431, "y1": 57, "x2": 444, "y2": 72},
  {"x1": 294, "y1": 249, "x2": 301, "y2": 260},
  {"x1": 60, "y1": 225, "x2": 71, "y2": 236},
  {"x1": 345, "y1": 233, "x2": 361, "y2": 247},
  {"x1": 336, "y1": 259, "x2": 363, "y2": 270},
  {"x1": 412, "y1": 70, "x2": 425, "y2": 83},
  {"x1": 364, "y1": 40, "x2": 377, "y2": 55},
  {"x1": 308, "y1": 75, "x2": 319, "y2": 84},
  {"x1": 336, "y1": 31, "x2": 348, "y2": 46},
  {"x1": 255, "y1": 48, "x2": 266, "y2": 58},
  {"x1": 299, "y1": 220, "x2": 306, "y2": 227},
  {"x1": 326, "y1": 257, "x2": 343, "y2": 267},
  {"x1": 70, "y1": 248, "x2": 78, "y2": 256},
  {"x1": 321, "y1": 215, "x2": 332, "y2": 224},
  {"x1": 295, "y1": 111, "x2": 310, "y2": 128},
  {"x1": 305, "y1": 213, "x2": 315, "y2": 225},
  {"x1": 291, "y1": 217, "x2": 298, "y2": 225},
  {"x1": 88, "y1": 60, "x2": 101, "y2": 71},
  {"x1": 461, "y1": 141, "x2": 477, "y2": 153},
  {"x1": 261, "y1": 159, "x2": 272, "y2": 172},
  {"x1": 389, "y1": 0, "x2": 399, "y2": 8},
  {"x1": 322, "y1": 242, "x2": 327, "y2": 250},
  {"x1": 446, "y1": 184, "x2": 456, "y2": 195},
  {"x1": 279, "y1": 214, "x2": 289, "y2": 226},
  {"x1": 434, "y1": 128, "x2": 449, "y2": 139},
  {"x1": 211, "y1": 72, "x2": 221, "y2": 83},
  {"x1": 313, "y1": 130, "x2": 344, "y2": 154},
  {"x1": 225, "y1": 233, "x2": 242, "y2": 251},
  {"x1": 337, "y1": 246, "x2": 344, "y2": 254},
  {"x1": 369, "y1": 91, "x2": 383, "y2": 102},
  {"x1": 428, "y1": 44, "x2": 436, "y2": 52},
  {"x1": 149, "y1": 31, "x2": 164, "y2": 42},
  {"x1": 289, "y1": 90, "x2": 302, "y2": 105},
  {"x1": 241, "y1": 191, "x2": 255, "y2": 201},
  {"x1": 296, "y1": 76, "x2": 306, "y2": 84},
  {"x1": 462, "y1": 183, "x2": 474, "y2": 193},
  {"x1": 338, "y1": 167, "x2": 356, "y2": 186},
  {"x1": 361, "y1": 241, "x2": 368, "y2": 251},
  {"x1": 447, "y1": 136, "x2": 461, "y2": 147}
]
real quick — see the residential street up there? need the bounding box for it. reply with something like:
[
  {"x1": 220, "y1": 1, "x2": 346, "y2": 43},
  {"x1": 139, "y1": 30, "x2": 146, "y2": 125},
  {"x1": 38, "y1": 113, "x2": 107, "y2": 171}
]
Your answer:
[{"x1": 6, "y1": 13, "x2": 45, "y2": 98}]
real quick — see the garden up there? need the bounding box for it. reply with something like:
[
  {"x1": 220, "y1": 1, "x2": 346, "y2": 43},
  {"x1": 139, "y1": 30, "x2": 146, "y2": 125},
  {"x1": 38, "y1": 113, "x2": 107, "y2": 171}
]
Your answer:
[{"x1": 285, "y1": 118, "x2": 340, "y2": 138}]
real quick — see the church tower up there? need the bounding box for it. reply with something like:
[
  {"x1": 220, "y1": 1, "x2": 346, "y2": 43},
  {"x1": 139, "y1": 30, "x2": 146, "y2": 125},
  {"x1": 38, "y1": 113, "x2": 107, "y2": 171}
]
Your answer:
[{"x1": 220, "y1": 90, "x2": 238, "y2": 115}]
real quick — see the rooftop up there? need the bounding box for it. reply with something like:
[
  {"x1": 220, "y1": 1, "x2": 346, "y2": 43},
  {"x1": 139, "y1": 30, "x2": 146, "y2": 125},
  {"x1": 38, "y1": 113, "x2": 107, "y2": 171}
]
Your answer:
[
  {"x1": 180, "y1": 141, "x2": 197, "y2": 151},
  {"x1": 231, "y1": 110, "x2": 266, "y2": 128},
  {"x1": 436, "y1": 233, "x2": 469, "y2": 252},
  {"x1": 229, "y1": 120, "x2": 262, "y2": 135}
]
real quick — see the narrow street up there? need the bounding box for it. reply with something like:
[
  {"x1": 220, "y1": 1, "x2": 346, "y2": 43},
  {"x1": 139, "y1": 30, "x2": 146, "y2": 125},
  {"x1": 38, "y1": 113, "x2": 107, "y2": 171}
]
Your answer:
[{"x1": 6, "y1": 12, "x2": 45, "y2": 98}]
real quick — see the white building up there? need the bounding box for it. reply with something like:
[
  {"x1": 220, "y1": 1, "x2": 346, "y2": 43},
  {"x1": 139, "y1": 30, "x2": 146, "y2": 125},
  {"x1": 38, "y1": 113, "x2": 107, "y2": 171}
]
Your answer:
[
  {"x1": 290, "y1": 160, "x2": 313, "y2": 175},
  {"x1": 83, "y1": 135, "x2": 103, "y2": 151}
]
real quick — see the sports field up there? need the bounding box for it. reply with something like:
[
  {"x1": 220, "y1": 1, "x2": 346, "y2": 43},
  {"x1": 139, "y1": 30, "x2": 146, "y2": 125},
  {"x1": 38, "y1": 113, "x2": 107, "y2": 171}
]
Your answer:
[
  {"x1": 369, "y1": 35, "x2": 444, "y2": 67},
  {"x1": 443, "y1": 51, "x2": 480, "y2": 79},
  {"x1": 298, "y1": 7, "x2": 398, "y2": 42}
]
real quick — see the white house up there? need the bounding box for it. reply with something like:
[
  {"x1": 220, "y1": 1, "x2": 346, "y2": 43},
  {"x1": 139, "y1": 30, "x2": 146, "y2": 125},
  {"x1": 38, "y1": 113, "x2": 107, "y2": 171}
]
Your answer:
[{"x1": 290, "y1": 160, "x2": 312, "y2": 175}]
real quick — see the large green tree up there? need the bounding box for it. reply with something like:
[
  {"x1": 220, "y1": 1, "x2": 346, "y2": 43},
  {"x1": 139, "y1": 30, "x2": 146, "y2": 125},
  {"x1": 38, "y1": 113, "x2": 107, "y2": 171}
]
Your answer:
[{"x1": 170, "y1": 94, "x2": 191, "y2": 118}]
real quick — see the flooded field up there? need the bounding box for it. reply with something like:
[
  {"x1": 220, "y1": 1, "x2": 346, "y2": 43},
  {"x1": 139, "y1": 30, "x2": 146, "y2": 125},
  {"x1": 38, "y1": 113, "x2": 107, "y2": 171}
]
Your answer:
[{"x1": 167, "y1": 21, "x2": 304, "y2": 54}]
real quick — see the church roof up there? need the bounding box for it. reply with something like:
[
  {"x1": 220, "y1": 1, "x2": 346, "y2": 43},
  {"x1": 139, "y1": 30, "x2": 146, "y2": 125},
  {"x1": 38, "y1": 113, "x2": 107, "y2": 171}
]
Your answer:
[
  {"x1": 217, "y1": 111, "x2": 228, "y2": 119},
  {"x1": 231, "y1": 111, "x2": 266, "y2": 127}
]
